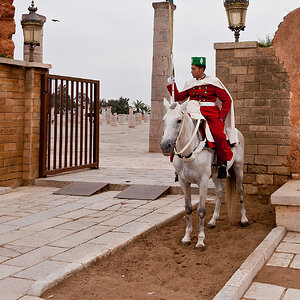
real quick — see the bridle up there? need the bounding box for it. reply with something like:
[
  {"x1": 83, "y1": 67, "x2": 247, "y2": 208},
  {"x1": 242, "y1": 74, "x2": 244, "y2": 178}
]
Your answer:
[{"x1": 174, "y1": 111, "x2": 206, "y2": 161}]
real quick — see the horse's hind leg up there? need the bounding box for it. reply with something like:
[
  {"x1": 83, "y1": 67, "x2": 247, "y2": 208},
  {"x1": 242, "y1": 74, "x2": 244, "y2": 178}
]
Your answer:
[
  {"x1": 180, "y1": 179, "x2": 193, "y2": 245},
  {"x1": 234, "y1": 164, "x2": 248, "y2": 226},
  {"x1": 207, "y1": 177, "x2": 224, "y2": 228},
  {"x1": 196, "y1": 176, "x2": 209, "y2": 248}
]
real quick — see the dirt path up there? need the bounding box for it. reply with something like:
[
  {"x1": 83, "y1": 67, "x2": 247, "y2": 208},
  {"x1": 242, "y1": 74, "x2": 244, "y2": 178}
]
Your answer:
[{"x1": 43, "y1": 201, "x2": 275, "y2": 300}]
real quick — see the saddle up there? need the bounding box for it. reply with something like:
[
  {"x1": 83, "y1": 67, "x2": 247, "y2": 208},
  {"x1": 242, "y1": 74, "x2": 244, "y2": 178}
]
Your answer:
[{"x1": 187, "y1": 100, "x2": 235, "y2": 149}]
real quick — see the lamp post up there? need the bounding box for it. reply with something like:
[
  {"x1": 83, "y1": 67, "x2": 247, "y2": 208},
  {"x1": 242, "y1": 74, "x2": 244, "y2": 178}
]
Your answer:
[
  {"x1": 224, "y1": 0, "x2": 249, "y2": 42},
  {"x1": 21, "y1": 1, "x2": 42, "y2": 62}
]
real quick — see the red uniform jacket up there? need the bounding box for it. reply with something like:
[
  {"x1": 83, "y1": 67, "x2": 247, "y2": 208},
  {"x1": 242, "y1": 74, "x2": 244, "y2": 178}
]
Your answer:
[
  {"x1": 167, "y1": 82, "x2": 233, "y2": 162},
  {"x1": 167, "y1": 83, "x2": 231, "y2": 121}
]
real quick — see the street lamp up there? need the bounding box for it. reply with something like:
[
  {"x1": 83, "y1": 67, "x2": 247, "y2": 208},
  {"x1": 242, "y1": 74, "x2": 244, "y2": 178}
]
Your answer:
[
  {"x1": 224, "y1": 0, "x2": 249, "y2": 42},
  {"x1": 21, "y1": 1, "x2": 42, "y2": 62}
]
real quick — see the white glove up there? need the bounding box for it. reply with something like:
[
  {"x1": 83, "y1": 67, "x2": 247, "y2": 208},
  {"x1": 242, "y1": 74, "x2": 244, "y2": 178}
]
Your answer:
[{"x1": 167, "y1": 76, "x2": 175, "y2": 85}]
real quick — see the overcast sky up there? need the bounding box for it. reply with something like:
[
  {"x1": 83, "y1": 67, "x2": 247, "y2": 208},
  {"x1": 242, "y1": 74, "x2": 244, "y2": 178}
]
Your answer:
[{"x1": 13, "y1": 0, "x2": 299, "y2": 105}]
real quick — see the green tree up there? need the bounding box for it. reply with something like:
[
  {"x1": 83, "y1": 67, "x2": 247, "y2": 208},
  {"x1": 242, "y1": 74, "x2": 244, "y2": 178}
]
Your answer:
[
  {"x1": 100, "y1": 96, "x2": 130, "y2": 114},
  {"x1": 51, "y1": 84, "x2": 88, "y2": 113},
  {"x1": 133, "y1": 100, "x2": 150, "y2": 114}
]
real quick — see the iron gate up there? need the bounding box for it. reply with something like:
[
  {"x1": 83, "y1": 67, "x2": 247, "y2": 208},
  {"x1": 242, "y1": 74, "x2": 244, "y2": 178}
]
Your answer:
[{"x1": 40, "y1": 74, "x2": 100, "y2": 177}]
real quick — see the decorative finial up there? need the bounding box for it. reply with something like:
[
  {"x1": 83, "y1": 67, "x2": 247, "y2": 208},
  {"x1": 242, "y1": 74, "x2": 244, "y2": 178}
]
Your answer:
[{"x1": 28, "y1": 1, "x2": 38, "y2": 14}]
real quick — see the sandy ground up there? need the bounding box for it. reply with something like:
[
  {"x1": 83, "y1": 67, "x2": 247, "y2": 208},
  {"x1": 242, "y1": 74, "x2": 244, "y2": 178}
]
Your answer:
[{"x1": 43, "y1": 200, "x2": 275, "y2": 300}]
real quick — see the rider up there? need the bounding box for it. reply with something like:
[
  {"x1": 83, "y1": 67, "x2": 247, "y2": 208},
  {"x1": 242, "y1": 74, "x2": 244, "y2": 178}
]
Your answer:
[{"x1": 166, "y1": 57, "x2": 233, "y2": 179}]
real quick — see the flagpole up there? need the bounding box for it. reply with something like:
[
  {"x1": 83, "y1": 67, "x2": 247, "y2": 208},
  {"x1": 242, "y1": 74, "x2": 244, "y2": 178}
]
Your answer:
[{"x1": 168, "y1": 1, "x2": 175, "y2": 104}]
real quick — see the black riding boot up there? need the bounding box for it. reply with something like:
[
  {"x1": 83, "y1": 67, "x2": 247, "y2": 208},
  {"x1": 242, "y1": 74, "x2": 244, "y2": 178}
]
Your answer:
[{"x1": 217, "y1": 161, "x2": 227, "y2": 179}]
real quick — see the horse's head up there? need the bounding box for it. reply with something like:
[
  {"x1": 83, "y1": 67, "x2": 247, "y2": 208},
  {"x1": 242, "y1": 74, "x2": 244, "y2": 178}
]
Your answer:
[{"x1": 160, "y1": 98, "x2": 189, "y2": 156}]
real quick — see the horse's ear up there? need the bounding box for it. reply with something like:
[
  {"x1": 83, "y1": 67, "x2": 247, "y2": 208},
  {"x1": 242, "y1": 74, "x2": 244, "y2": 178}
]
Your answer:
[
  {"x1": 163, "y1": 98, "x2": 171, "y2": 110},
  {"x1": 180, "y1": 98, "x2": 190, "y2": 112}
]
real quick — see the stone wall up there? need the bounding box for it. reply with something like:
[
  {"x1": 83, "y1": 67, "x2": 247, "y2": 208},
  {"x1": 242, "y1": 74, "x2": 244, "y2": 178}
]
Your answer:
[
  {"x1": 214, "y1": 42, "x2": 291, "y2": 203},
  {"x1": 273, "y1": 7, "x2": 300, "y2": 177},
  {"x1": 0, "y1": 0, "x2": 15, "y2": 58},
  {"x1": 0, "y1": 58, "x2": 51, "y2": 186}
]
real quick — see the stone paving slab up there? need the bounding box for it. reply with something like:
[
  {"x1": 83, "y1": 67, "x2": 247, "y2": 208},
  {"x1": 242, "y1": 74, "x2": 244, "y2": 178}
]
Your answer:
[
  {"x1": 266, "y1": 252, "x2": 294, "y2": 267},
  {"x1": 0, "y1": 277, "x2": 34, "y2": 300},
  {"x1": 243, "y1": 282, "x2": 285, "y2": 300},
  {"x1": 290, "y1": 254, "x2": 300, "y2": 269},
  {"x1": 3, "y1": 246, "x2": 66, "y2": 268},
  {"x1": 283, "y1": 288, "x2": 300, "y2": 299},
  {"x1": 276, "y1": 241, "x2": 300, "y2": 254}
]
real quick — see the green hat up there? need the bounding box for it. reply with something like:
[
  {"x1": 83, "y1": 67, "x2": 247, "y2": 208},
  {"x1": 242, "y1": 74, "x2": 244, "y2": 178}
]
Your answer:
[{"x1": 191, "y1": 57, "x2": 206, "y2": 66}]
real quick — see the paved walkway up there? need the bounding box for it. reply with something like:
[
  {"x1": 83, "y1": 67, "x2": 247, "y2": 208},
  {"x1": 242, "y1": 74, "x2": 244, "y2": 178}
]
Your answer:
[
  {"x1": 0, "y1": 123, "x2": 299, "y2": 299},
  {"x1": 242, "y1": 232, "x2": 300, "y2": 300}
]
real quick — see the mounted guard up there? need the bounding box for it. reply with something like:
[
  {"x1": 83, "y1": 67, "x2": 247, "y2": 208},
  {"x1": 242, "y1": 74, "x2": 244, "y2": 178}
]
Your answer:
[{"x1": 166, "y1": 57, "x2": 238, "y2": 179}]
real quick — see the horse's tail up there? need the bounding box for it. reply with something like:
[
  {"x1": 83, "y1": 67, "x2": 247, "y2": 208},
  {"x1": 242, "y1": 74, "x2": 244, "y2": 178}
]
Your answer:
[{"x1": 225, "y1": 167, "x2": 236, "y2": 223}]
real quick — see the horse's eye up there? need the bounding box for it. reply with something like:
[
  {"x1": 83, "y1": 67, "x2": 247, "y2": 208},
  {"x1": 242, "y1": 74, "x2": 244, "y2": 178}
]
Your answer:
[{"x1": 177, "y1": 119, "x2": 182, "y2": 123}]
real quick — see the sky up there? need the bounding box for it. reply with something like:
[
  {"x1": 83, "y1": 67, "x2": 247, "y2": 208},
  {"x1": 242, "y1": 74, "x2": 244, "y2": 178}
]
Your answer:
[{"x1": 13, "y1": 0, "x2": 300, "y2": 105}]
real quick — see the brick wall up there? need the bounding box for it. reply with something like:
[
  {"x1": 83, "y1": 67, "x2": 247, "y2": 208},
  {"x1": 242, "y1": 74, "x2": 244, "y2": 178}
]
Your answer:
[
  {"x1": 214, "y1": 42, "x2": 291, "y2": 203},
  {"x1": 0, "y1": 58, "x2": 50, "y2": 186}
]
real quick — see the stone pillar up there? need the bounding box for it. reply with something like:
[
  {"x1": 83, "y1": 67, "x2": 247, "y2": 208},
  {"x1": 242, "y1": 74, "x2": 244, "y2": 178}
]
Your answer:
[
  {"x1": 214, "y1": 41, "x2": 291, "y2": 203},
  {"x1": 111, "y1": 113, "x2": 118, "y2": 127},
  {"x1": 135, "y1": 112, "x2": 142, "y2": 125},
  {"x1": 118, "y1": 114, "x2": 126, "y2": 124},
  {"x1": 22, "y1": 14, "x2": 46, "y2": 63},
  {"x1": 149, "y1": 2, "x2": 176, "y2": 152},
  {"x1": 128, "y1": 106, "x2": 135, "y2": 128},
  {"x1": 0, "y1": 0, "x2": 15, "y2": 58},
  {"x1": 0, "y1": 58, "x2": 51, "y2": 186},
  {"x1": 106, "y1": 106, "x2": 112, "y2": 124},
  {"x1": 144, "y1": 114, "x2": 150, "y2": 123}
]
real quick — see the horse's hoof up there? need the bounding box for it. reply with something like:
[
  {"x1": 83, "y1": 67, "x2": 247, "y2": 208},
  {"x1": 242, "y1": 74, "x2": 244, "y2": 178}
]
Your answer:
[
  {"x1": 207, "y1": 223, "x2": 216, "y2": 229},
  {"x1": 182, "y1": 240, "x2": 191, "y2": 246},
  {"x1": 239, "y1": 221, "x2": 249, "y2": 227},
  {"x1": 195, "y1": 244, "x2": 206, "y2": 251}
]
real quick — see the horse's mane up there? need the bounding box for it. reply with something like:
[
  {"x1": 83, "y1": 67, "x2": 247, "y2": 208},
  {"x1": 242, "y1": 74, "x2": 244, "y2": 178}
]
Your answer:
[{"x1": 170, "y1": 103, "x2": 177, "y2": 110}]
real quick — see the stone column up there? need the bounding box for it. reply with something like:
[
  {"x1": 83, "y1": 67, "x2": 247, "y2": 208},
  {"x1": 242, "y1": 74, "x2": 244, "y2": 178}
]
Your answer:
[
  {"x1": 128, "y1": 106, "x2": 135, "y2": 128},
  {"x1": 118, "y1": 114, "x2": 126, "y2": 124},
  {"x1": 144, "y1": 113, "x2": 150, "y2": 123},
  {"x1": 111, "y1": 113, "x2": 118, "y2": 127},
  {"x1": 149, "y1": 2, "x2": 176, "y2": 152},
  {"x1": 0, "y1": 0, "x2": 15, "y2": 58},
  {"x1": 135, "y1": 112, "x2": 142, "y2": 125},
  {"x1": 106, "y1": 106, "x2": 112, "y2": 124}
]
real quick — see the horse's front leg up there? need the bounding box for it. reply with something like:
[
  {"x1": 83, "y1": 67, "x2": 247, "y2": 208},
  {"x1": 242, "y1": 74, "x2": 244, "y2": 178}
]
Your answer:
[
  {"x1": 207, "y1": 177, "x2": 224, "y2": 228},
  {"x1": 179, "y1": 178, "x2": 192, "y2": 245},
  {"x1": 196, "y1": 175, "x2": 209, "y2": 248},
  {"x1": 234, "y1": 164, "x2": 249, "y2": 226}
]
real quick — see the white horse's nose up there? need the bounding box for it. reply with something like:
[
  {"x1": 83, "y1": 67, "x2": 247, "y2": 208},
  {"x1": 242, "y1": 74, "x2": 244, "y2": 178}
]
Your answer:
[{"x1": 160, "y1": 139, "x2": 173, "y2": 155}]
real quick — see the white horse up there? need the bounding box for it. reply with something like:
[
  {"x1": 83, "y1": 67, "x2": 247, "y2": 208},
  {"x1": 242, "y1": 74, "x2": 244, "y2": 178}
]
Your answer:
[{"x1": 160, "y1": 99, "x2": 248, "y2": 249}]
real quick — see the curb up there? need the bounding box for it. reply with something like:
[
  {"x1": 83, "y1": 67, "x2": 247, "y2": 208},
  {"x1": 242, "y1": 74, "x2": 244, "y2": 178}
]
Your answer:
[{"x1": 212, "y1": 226, "x2": 286, "y2": 300}]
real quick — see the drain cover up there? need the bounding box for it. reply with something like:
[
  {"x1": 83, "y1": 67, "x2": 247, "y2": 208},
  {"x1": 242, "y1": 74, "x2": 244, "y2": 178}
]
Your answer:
[
  {"x1": 53, "y1": 182, "x2": 109, "y2": 196},
  {"x1": 114, "y1": 184, "x2": 170, "y2": 200}
]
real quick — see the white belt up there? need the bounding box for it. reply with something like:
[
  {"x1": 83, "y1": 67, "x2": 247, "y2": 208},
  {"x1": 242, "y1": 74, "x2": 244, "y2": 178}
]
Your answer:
[{"x1": 200, "y1": 102, "x2": 216, "y2": 106}]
